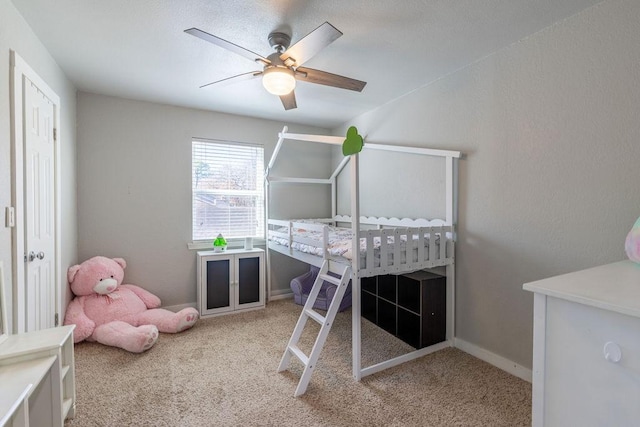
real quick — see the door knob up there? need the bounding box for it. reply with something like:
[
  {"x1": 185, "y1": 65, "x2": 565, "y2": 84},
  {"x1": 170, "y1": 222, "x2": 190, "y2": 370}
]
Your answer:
[{"x1": 27, "y1": 251, "x2": 45, "y2": 261}]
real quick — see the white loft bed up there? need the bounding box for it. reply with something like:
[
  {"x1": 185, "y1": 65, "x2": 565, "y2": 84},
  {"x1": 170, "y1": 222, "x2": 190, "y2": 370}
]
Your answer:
[
  {"x1": 267, "y1": 215, "x2": 453, "y2": 274},
  {"x1": 265, "y1": 126, "x2": 462, "y2": 381}
]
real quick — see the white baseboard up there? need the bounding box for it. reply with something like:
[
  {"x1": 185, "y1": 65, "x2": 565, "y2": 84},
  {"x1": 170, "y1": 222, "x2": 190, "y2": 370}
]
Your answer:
[
  {"x1": 454, "y1": 338, "x2": 532, "y2": 383},
  {"x1": 268, "y1": 290, "x2": 293, "y2": 301},
  {"x1": 162, "y1": 302, "x2": 197, "y2": 312}
]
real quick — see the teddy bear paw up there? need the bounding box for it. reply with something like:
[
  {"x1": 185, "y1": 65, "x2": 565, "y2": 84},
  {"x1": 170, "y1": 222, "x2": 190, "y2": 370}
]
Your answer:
[
  {"x1": 177, "y1": 310, "x2": 199, "y2": 332},
  {"x1": 141, "y1": 326, "x2": 159, "y2": 351}
]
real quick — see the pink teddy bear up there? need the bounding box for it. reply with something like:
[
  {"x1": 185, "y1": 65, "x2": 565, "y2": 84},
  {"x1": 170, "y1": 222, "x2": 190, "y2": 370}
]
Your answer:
[{"x1": 63, "y1": 256, "x2": 199, "y2": 353}]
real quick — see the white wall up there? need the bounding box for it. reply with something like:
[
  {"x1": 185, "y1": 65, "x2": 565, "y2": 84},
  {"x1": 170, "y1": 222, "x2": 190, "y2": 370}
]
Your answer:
[
  {"x1": 0, "y1": 0, "x2": 77, "y2": 331},
  {"x1": 76, "y1": 93, "x2": 331, "y2": 306},
  {"x1": 334, "y1": 0, "x2": 640, "y2": 368}
]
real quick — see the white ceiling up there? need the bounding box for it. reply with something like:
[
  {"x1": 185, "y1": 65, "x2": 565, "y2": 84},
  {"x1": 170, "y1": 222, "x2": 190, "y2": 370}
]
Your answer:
[{"x1": 12, "y1": 0, "x2": 602, "y2": 128}]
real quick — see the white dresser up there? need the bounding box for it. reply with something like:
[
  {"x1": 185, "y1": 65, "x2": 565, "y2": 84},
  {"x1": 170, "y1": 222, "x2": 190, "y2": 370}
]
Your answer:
[
  {"x1": 523, "y1": 260, "x2": 640, "y2": 427},
  {"x1": 0, "y1": 325, "x2": 75, "y2": 427}
]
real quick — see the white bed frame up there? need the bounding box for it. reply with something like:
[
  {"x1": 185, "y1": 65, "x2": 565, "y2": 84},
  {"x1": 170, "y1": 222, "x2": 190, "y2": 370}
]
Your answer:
[
  {"x1": 265, "y1": 126, "x2": 462, "y2": 380},
  {"x1": 267, "y1": 216, "x2": 453, "y2": 276}
]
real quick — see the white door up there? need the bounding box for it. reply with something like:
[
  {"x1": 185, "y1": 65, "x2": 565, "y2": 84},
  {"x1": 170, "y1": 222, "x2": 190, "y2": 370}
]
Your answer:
[
  {"x1": 11, "y1": 52, "x2": 61, "y2": 333},
  {"x1": 23, "y1": 78, "x2": 57, "y2": 331}
]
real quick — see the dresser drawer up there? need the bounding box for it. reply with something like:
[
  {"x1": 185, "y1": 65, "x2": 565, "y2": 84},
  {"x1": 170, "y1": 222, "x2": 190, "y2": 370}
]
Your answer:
[{"x1": 544, "y1": 297, "x2": 640, "y2": 426}]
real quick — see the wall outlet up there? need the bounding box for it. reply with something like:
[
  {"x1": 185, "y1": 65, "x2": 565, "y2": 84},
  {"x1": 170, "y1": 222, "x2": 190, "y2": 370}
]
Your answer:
[{"x1": 5, "y1": 206, "x2": 15, "y2": 227}]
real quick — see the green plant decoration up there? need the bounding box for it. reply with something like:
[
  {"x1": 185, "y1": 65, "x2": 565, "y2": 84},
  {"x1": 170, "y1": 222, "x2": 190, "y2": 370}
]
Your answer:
[
  {"x1": 342, "y1": 126, "x2": 364, "y2": 156},
  {"x1": 213, "y1": 233, "x2": 227, "y2": 251}
]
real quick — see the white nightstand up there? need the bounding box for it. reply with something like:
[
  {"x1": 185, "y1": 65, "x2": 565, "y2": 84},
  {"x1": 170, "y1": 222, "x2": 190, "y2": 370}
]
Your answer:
[{"x1": 197, "y1": 248, "x2": 265, "y2": 317}]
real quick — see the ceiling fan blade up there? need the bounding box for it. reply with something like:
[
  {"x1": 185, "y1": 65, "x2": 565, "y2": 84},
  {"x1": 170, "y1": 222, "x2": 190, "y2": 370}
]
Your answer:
[
  {"x1": 280, "y1": 22, "x2": 342, "y2": 67},
  {"x1": 279, "y1": 91, "x2": 297, "y2": 110},
  {"x1": 295, "y1": 67, "x2": 366, "y2": 92},
  {"x1": 185, "y1": 28, "x2": 270, "y2": 64},
  {"x1": 199, "y1": 71, "x2": 262, "y2": 89}
]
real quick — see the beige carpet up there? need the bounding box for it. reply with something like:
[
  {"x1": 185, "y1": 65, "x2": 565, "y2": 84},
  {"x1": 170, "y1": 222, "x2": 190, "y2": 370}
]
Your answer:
[{"x1": 65, "y1": 299, "x2": 531, "y2": 426}]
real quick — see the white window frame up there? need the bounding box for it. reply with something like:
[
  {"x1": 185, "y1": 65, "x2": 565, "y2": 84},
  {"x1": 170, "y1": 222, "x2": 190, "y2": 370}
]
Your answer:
[{"x1": 189, "y1": 138, "x2": 265, "y2": 249}]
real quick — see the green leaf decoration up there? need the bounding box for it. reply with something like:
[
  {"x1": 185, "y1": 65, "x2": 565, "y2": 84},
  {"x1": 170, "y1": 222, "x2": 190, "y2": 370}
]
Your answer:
[{"x1": 342, "y1": 126, "x2": 364, "y2": 156}]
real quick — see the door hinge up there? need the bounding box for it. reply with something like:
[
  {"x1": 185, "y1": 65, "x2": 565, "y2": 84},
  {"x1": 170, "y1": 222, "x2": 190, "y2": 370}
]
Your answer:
[
  {"x1": 5, "y1": 206, "x2": 15, "y2": 227},
  {"x1": 53, "y1": 128, "x2": 57, "y2": 141},
  {"x1": 55, "y1": 313, "x2": 59, "y2": 326}
]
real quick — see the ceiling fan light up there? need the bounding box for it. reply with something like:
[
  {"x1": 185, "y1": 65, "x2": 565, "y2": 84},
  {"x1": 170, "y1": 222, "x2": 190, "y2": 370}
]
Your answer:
[{"x1": 262, "y1": 67, "x2": 296, "y2": 95}]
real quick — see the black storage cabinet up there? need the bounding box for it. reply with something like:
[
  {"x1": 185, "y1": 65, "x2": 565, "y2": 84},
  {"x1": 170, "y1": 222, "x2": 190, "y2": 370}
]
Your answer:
[{"x1": 361, "y1": 270, "x2": 446, "y2": 349}]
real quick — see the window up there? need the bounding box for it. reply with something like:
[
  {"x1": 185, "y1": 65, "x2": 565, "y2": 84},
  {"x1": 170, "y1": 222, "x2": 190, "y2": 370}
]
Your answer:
[{"x1": 192, "y1": 139, "x2": 264, "y2": 241}]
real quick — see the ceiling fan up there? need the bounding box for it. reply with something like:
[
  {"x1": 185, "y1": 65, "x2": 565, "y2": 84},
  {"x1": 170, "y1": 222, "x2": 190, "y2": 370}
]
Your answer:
[{"x1": 184, "y1": 22, "x2": 367, "y2": 110}]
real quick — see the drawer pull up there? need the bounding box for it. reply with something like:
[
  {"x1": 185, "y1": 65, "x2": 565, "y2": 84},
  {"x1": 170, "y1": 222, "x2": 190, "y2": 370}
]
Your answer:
[{"x1": 603, "y1": 341, "x2": 622, "y2": 363}]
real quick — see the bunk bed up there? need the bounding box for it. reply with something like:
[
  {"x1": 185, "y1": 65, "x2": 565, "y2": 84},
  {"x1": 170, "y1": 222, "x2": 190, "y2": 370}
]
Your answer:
[{"x1": 266, "y1": 126, "x2": 461, "y2": 391}]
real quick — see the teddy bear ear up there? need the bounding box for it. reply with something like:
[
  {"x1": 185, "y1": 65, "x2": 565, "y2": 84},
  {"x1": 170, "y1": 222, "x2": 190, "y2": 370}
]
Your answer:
[
  {"x1": 113, "y1": 258, "x2": 127, "y2": 269},
  {"x1": 67, "y1": 264, "x2": 81, "y2": 284}
]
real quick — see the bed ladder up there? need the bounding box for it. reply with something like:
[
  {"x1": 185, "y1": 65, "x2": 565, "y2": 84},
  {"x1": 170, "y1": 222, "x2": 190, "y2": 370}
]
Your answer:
[{"x1": 277, "y1": 260, "x2": 352, "y2": 397}]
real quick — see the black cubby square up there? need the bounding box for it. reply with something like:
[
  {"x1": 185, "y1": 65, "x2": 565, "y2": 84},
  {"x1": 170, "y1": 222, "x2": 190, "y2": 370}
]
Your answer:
[
  {"x1": 377, "y1": 275, "x2": 396, "y2": 303},
  {"x1": 361, "y1": 289, "x2": 377, "y2": 323},
  {"x1": 397, "y1": 307, "x2": 421, "y2": 348},
  {"x1": 361, "y1": 276, "x2": 376, "y2": 294},
  {"x1": 398, "y1": 275, "x2": 421, "y2": 313},
  {"x1": 377, "y1": 299, "x2": 396, "y2": 335}
]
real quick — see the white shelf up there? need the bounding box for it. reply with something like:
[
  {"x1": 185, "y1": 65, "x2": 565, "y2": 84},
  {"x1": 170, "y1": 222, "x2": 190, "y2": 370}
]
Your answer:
[
  {"x1": 0, "y1": 356, "x2": 57, "y2": 426},
  {"x1": 0, "y1": 325, "x2": 76, "y2": 426},
  {"x1": 0, "y1": 384, "x2": 31, "y2": 427},
  {"x1": 62, "y1": 398, "x2": 73, "y2": 419}
]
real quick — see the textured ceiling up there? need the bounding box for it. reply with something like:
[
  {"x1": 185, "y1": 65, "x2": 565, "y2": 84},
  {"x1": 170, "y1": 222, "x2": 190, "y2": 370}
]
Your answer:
[{"x1": 12, "y1": 0, "x2": 602, "y2": 128}]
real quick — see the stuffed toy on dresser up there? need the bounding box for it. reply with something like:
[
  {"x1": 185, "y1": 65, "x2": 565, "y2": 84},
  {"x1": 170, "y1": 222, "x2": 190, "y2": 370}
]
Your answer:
[
  {"x1": 63, "y1": 256, "x2": 199, "y2": 353},
  {"x1": 625, "y1": 216, "x2": 640, "y2": 264}
]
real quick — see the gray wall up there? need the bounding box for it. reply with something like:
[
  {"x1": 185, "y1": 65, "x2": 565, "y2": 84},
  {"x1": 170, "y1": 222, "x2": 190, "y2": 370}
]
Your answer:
[
  {"x1": 334, "y1": 0, "x2": 640, "y2": 368},
  {"x1": 76, "y1": 93, "x2": 331, "y2": 306},
  {"x1": 335, "y1": 149, "x2": 447, "y2": 220},
  {"x1": 0, "y1": 0, "x2": 77, "y2": 331}
]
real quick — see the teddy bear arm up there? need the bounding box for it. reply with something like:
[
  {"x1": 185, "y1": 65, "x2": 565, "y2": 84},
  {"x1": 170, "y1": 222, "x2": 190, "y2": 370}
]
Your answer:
[
  {"x1": 120, "y1": 284, "x2": 162, "y2": 308},
  {"x1": 63, "y1": 299, "x2": 96, "y2": 343}
]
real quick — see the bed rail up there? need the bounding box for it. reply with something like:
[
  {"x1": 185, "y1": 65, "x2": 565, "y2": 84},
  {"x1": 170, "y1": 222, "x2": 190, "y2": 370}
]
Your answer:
[
  {"x1": 267, "y1": 218, "x2": 454, "y2": 278},
  {"x1": 267, "y1": 219, "x2": 334, "y2": 259},
  {"x1": 358, "y1": 225, "x2": 453, "y2": 276}
]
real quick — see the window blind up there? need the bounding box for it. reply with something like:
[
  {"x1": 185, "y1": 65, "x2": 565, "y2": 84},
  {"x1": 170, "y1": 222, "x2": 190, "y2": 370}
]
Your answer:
[{"x1": 192, "y1": 139, "x2": 264, "y2": 240}]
